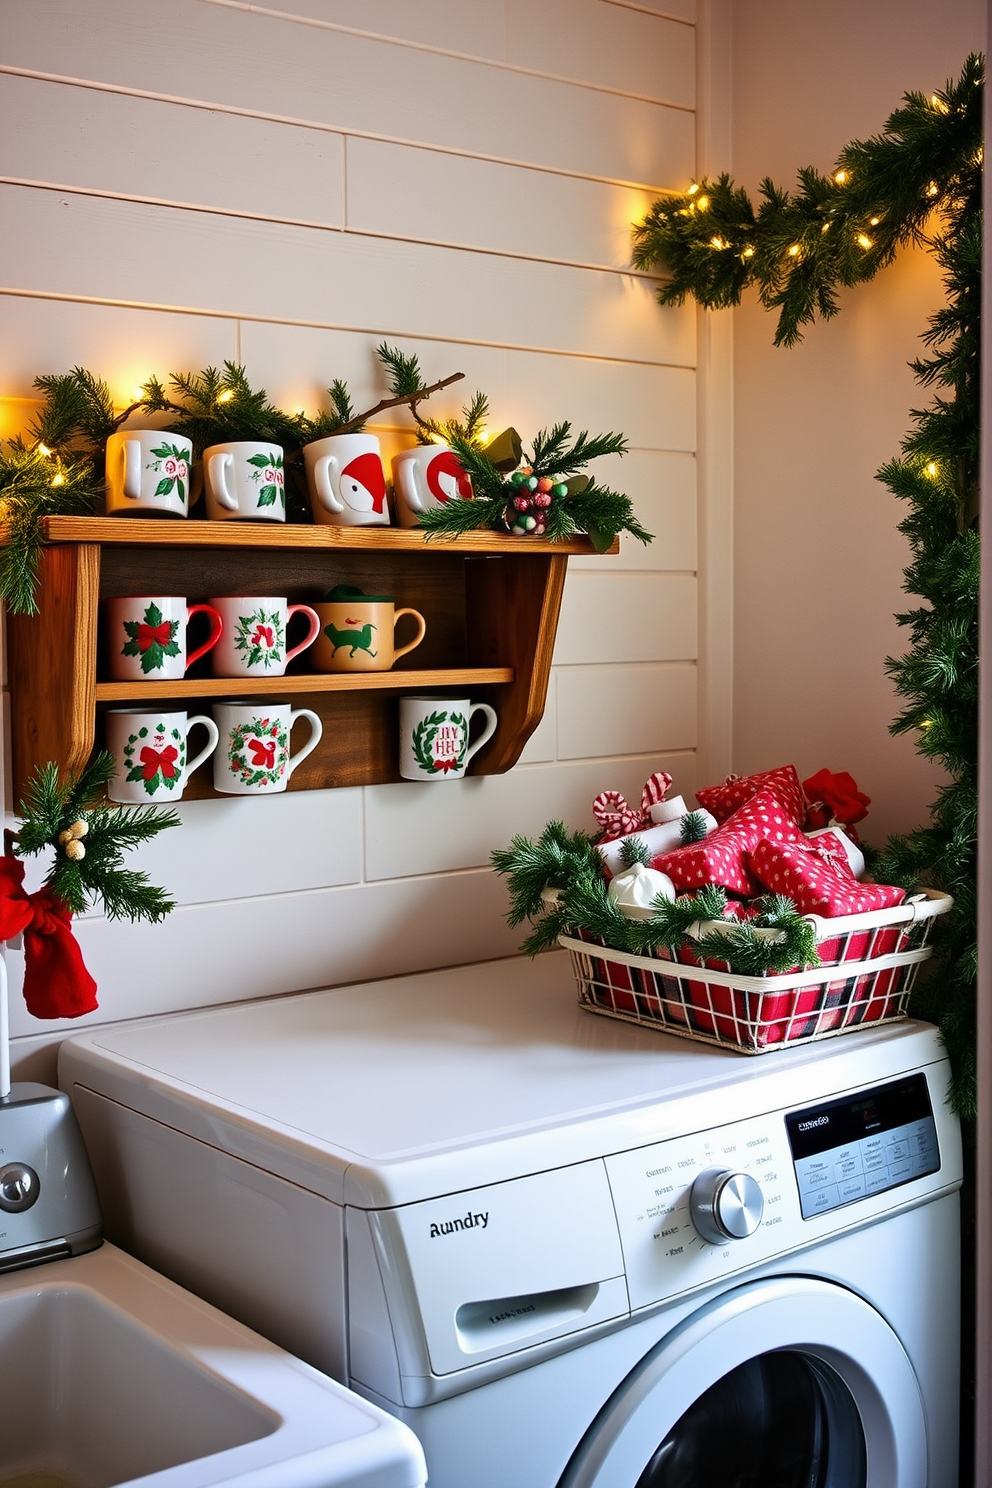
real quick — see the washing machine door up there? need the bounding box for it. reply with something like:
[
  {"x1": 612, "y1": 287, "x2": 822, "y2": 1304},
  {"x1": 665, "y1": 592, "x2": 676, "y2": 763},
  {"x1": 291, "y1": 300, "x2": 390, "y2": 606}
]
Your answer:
[{"x1": 559, "y1": 1277, "x2": 926, "y2": 1488}]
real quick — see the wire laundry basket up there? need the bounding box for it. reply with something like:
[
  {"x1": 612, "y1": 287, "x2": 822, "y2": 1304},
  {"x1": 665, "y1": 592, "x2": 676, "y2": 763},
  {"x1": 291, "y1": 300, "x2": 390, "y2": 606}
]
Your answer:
[{"x1": 560, "y1": 888, "x2": 952, "y2": 1054}]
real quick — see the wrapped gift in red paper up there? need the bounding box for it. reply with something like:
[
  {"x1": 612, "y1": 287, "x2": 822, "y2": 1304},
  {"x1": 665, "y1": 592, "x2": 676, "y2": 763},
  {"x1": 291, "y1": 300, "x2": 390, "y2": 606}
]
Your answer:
[
  {"x1": 652, "y1": 786, "x2": 810, "y2": 897},
  {"x1": 696, "y1": 764, "x2": 807, "y2": 827},
  {"x1": 751, "y1": 838, "x2": 905, "y2": 918}
]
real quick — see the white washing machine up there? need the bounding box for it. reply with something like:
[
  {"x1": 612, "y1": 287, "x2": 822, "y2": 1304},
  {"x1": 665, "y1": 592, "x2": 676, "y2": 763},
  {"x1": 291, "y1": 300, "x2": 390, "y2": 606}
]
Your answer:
[{"x1": 58, "y1": 952, "x2": 961, "y2": 1488}]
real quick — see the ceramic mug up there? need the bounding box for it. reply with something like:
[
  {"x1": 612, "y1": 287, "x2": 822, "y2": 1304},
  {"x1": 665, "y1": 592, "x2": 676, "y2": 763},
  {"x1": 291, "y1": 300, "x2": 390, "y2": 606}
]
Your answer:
[
  {"x1": 105, "y1": 709, "x2": 220, "y2": 802},
  {"x1": 213, "y1": 701, "x2": 323, "y2": 795},
  {"x1": 105, "y1": 596, "x2": 223, "y2": 681},
  {"x1": 391, "y1": 442, "x2": 472, "y2": 529},
  {"x1": 311, "y1": 584, "x2": 426, "y2": 674},
  {"x1": 203, "y1": 441, "x2": 286, "y2": 522},
  {"x1": 398, "y1": 695, "x2": 497, "y2": 781},
  {"x1": 209, "y1": 597, "x2": 321, "y2": 678},
  {"x1": 105, "y1": 430, "x2": 193, "y2": 518},
  {"x1": 303, "y1": 433, "x2": 389, "y2": 528}
]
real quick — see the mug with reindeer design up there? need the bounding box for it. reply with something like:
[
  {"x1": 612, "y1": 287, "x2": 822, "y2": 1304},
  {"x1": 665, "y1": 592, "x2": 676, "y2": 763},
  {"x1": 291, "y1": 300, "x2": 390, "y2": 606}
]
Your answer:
[
  {"x1": 311, "y1": 585, "x2": 426, "y2": 673},
  {"x1": 212, "y1": 701, "x2": 323, "y2": 794}
]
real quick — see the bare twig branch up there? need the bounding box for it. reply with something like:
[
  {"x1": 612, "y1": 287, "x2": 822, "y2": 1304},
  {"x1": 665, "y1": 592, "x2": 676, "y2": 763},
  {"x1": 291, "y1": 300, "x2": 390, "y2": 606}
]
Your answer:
[{"x1": 334, "y1": 371, "x2": 465, "y2": 436}]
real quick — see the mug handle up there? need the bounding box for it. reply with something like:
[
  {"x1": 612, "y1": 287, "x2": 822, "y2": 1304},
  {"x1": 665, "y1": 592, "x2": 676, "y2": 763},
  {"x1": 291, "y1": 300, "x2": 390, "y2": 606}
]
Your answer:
[
  {"x1": 285, "y1": 605, "x2": 322, "y2": 664},
  {"x1": 392, "y1": 608, "x2": 427, "y2": 662},
  {"x1": 122, "y1": 439, "x2": 143, "y2": 499},
  {"x1": 185, "y1": 605, "x2": 224, "y2": 668},
  {"x1": 395, "y1": 458, "x2": 426, "y2": 515},
  {"x1": 314, "y1": 455, "x2": 344, "y2": 514},
  {"x1": 206, "y1": 452, "x2": 239, "y2": 511},
  {"x1": 464, "y1": 703, "x2": 498, "y2": 767},
  {"x1": 185, "y1": 715, "x2": 221, "y2": 776},
  {"x1": 285, "y1": 708, "x2": 323, "y2": 778}
]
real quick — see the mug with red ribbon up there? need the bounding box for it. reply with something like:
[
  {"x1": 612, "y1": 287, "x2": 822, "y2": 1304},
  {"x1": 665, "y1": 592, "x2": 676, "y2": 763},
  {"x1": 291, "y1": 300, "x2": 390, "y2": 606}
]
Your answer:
[
  {"x1": 212, "y1": 701, "x2": 323, "y2": 795},
  {"x1": 105, "y1": 709, "x2": 220, "y2": 803},
  {"x1": 398, "y1": 695, "x2": 497, "y2": 781},
  {"x1": 105, "y1": 596, "x2": 223, "y2": 682}
]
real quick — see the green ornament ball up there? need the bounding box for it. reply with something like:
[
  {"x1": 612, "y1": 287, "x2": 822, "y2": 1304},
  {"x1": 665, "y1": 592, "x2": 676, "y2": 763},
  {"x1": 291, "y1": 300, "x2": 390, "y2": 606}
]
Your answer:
[
  {"x1": 526, "y1": 476, "x2": 539, "y2": 491},
  {"x1": 552, "y1": 482, "x2": 568, "y2": 498},
  {"x1": 509, "y1": 471, "x2": 526, "y2": 487}
]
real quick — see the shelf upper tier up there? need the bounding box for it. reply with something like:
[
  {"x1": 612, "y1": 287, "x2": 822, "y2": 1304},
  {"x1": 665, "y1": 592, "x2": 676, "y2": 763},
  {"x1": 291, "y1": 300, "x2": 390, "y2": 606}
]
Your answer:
[
  {"x1": 95, "y1": 666, "x2": 514, "y2": 701},
  {"x1": 23, "y1": 516, "x2": 619, "y2": 555}
]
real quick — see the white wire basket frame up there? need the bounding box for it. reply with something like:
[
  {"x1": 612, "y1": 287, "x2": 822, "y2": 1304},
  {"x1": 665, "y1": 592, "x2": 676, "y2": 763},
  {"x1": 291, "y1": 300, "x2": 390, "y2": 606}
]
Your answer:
[{"x1": 559, "y1": 888, "x2": 952, "y2": 1055}]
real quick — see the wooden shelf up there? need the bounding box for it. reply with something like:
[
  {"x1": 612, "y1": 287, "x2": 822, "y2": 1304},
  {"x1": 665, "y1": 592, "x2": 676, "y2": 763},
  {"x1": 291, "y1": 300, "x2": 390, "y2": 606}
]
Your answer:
[
  {"x1": 28, "y1": 516, "x2": 617, "y2": 556},
  {"x1": 94, "y1": 667, "x2": 514, "y2": 701},
  {"x1": 6, "y1": 516, "x2": 597, "y2": 794}
]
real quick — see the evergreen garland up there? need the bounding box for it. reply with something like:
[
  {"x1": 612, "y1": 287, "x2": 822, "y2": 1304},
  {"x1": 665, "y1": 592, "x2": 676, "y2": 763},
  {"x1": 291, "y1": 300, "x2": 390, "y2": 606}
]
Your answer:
[
  {"x1": 0, "y1": 441, "x2": 102, "y2": 614},
  {"x1": 13, "y1": 753, "x2": 179, "y2": 922},
  {"x1": 632, "y1": 54, "x2": 982, "y2": 1114},
  {"x1": 418, "y1": 423, "x2": 653, "y2": 551}
]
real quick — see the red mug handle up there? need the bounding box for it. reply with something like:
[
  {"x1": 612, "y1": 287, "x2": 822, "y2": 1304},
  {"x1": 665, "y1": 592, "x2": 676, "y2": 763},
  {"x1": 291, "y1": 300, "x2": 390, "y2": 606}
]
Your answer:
[
  {"x1": 186, "y1": 604, "x2": 224, "y2": 668},
  {"x1": 285, "y1": 604, "x2": 321, "y2": 664}
]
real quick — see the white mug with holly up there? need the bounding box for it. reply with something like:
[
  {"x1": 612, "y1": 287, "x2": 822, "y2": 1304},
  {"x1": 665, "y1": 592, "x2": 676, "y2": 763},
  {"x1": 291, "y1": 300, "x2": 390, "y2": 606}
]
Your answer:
[
  {"x1": 209, "y1": 597, "x2": 321, "y2": 678},
  {"x1": 105, "y1": 429, "x2": 193, "y2": 518},
  {"x1": 105, "y1": 709, "x2": 220, "y2": 802},
  {"x1": 212, "y1": 701, "x2": 323, "y2": 794},
  {"x1": 105, "y1": 596, "x2": 224, "y2": 681},
  {"x1": 391, "y1": 442, "x2": 472, "y2": 529},
  {"x1": 303, "y1": 433, "x2": 389, "y2": 528},
  {"x1": 398, "y1": 695, "x2": 497, "y2": 781},
  {"x1": 203, "y1": 441, "x2": 286, "y2": 522}
]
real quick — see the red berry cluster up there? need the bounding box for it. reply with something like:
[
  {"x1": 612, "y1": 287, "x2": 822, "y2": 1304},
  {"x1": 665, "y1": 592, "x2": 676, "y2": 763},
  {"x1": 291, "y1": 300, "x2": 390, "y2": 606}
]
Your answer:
[{"x1": 504, "y1": 467, "x2": 568, "y2": 536}]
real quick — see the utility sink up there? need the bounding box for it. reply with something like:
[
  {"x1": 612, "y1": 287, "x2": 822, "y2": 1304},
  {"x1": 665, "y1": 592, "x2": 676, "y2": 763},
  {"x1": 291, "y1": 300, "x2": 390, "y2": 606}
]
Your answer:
[{"x1": 0, "y1": 1244, "x2": 426, "y2": 1488}]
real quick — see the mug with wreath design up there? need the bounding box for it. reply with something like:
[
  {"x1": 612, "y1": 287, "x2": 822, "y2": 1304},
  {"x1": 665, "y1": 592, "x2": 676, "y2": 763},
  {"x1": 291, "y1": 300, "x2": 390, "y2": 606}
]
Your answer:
[
  {"x1": 398, "y1": 695, "x2": 497, "y2": 781},
  {"x1": 105, "y1": 596, "x2": 224, "y2": 681},
  {"x1": 209, "y1": 596, "x2": 321, "y2": 678},
  {"x1": 105, "y1": 709, "x2": 220, "y2": 802},
  {"x1": 212, "y1": 701, "x2": 323, "y2": 794},
  {"x1": 105, "y1": 429, "x2": 193, "y2": 518}
]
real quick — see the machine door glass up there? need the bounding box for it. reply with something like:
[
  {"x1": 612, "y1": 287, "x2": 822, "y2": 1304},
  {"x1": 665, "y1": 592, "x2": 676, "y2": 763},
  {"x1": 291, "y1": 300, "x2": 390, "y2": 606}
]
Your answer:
[
  {"x1": 558, "y1": 1277, "x2": 928, "y2": 1488},
  {"x1": 634, "y1": 1350, "x2": 865, "y2": 1487}
]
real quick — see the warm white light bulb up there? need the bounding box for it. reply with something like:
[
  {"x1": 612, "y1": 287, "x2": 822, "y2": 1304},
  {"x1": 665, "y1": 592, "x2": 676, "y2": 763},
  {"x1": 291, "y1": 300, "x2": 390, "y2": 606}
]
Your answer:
[
  {"x1": 217, "y1": 389, "x2": 235, "y2": 404},
  {"x1": 687, "y1": 182, "x2": 700, "y2": 195},
  {"x1": 37, "y1": 443, "x2": 52, "y2": 458},
  {"x1": 834, "y1": 170, "x2": 848, "y2": 185},
  {"x1": 787, "y1": 244, "x2": 800, "y2": 257},
  {"x1": 857, "y1": 234, "x2": 873, "y2": 249},
  {"x1": 51, "y1": 471, "x2": 65, "y2": 487},
  {"x1": 926, "y1": 462, "x2": 938, "y2": 477}
]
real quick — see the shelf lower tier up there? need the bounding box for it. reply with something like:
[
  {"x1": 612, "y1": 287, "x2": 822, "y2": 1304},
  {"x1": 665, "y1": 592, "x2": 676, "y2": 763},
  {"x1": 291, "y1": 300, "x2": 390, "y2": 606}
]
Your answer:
[{"x1": 95, "y1": 667, "x2": 514, "y2": 702}]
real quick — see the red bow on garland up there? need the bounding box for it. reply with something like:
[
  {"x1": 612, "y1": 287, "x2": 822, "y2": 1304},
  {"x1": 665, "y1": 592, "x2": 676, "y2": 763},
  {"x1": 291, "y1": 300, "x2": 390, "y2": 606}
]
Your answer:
[{"x1": 0, "y1": 857, "x2": 97, "y2": 1019}]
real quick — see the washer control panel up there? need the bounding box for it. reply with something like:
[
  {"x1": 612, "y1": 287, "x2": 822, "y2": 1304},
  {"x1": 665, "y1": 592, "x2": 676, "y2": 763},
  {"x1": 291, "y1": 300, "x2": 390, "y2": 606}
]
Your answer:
[{"x1": 606, "y1": 1111, "x2": 793, "y2": 1310}]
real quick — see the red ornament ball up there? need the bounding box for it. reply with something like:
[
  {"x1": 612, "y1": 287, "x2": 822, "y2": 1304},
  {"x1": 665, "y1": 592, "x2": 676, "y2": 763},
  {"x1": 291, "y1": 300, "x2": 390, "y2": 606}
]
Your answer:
[
  {"x1": 513, "y1": 495, "x2": 531, "y2": 512},
  {"x1": 533, "y1": 491, "x2": 552, "y2": 509}
]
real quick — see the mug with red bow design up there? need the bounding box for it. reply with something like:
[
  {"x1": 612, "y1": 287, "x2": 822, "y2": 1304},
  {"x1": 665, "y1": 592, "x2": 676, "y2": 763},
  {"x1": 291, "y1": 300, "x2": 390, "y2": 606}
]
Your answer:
[
  {"x1": 303, "y1": 433, "x2": 390, "y2": 528},
  {"x1": 209, "y1": 596, "x2": 321, "y2": 678},
  {"x1": 105, "y1": 709, "x2": 220, "y2": 802},
  {"x1": 212, "y1": 701, "x2": 323, "y2": 794},
  {"x1": 105, "y1": 596, "x2": 223, "y2": 682}
]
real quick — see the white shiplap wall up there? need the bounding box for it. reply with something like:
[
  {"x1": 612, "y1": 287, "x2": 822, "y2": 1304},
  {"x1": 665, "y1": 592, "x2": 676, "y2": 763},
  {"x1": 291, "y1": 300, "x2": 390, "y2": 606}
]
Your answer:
[{"x1": 0, "y1": 0, "x2": 706, "y2": 1065}]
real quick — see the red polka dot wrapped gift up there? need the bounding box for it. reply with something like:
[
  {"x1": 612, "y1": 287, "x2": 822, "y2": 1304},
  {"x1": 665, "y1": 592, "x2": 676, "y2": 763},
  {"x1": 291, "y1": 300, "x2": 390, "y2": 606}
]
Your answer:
[
  {"x1": 750, "y1": 837, "x2": 905, "y2": 918},
  {"x1": 651, "y1": 786, "x2": 810, "y2": 897}
]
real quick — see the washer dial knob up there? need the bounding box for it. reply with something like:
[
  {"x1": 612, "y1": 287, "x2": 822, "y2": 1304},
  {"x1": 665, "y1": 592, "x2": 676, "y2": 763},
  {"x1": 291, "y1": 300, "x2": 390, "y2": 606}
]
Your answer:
[
  {"x1": 690, "y1": 1168, "x2": 763, "y2": 1244},
  {"x1": 0, "y1": 1162, "x2": 39, "y2": 1213}
]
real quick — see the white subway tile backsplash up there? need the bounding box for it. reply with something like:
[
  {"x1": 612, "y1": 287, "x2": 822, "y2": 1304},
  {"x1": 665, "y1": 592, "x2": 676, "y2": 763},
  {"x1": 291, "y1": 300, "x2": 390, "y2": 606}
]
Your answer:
[
  {"x1": 554, "y1": 573, "x2": 698, "y2": 665},
  {"x1": 120, "y1": 790, "x2": 363, "y2": 908},
  {"x1": 503, "y1": 356, "x2": 696, "y2": 450},
  {"x1": 364, "y1": 755, "x2": 679, "y2": 879},
  {"x1": 557, "y1": 663, "x2": 697, "y2": 759},
  {"x1": 0, "y1": 188, "x2": 690, "y2": 366},
  {"x1": 0, "y1": 75, "x2": 345, "y2": 229},
  {"x1": 3, "y1": 0, "x2": 694, "y2": 186}
]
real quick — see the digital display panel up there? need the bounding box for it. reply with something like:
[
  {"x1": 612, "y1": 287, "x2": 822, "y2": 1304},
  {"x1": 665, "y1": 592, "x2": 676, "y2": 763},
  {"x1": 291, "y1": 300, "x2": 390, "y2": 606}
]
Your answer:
[{"x1": 785, "y1": 1073, "x2": 940, "y2": 1220}]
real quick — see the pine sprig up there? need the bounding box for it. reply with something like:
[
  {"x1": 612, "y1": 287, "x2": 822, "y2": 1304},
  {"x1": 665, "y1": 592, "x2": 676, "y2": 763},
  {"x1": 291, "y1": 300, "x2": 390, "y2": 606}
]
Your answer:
[
  {"x1": 14, "y1": 755, "x2": 179, "y2": 923},
  {"x1": 416, "y1": 390, "x2": 491, "y2": 448},
  {"x1": 490, "y1": 820, "x2": 601, "y2": 926},
  {"x1": 680, "y1": 810, "x2": 710, "y2": 844},
  {"x1": 0, "y1": 440, "x2": 102, "y2": 614},
  {"x1": 376, "y1": 343, "x2": 424, "y2": 398},
  {"x1": 161, "y1": 362, "x2": 301, "y2": 455}
]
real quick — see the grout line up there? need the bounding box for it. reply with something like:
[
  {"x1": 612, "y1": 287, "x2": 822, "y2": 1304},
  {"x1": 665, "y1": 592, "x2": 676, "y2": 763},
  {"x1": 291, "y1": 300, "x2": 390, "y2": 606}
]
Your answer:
[
  {"x1": 199, "y1": 0, "x2": 695, "y2": 111},
  {"x1": 0, "y1": 175, "x2": 660, "y2": 280},
  {"x1": 0, "y1": 287, "x2": 691, "y2": 370},
  {"x1": 601, "y1": 0, "x2": 694, "y2": 21},
  {"x1": 0, "y1": 67, "x2": 683, "y2": 196}
]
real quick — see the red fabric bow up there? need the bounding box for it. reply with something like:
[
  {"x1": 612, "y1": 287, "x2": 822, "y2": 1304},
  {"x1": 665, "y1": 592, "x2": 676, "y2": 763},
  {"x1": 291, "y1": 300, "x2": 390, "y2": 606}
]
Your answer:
[
  {"x1": 136, "y1": 621, "x2": 174, "y2": 652},
  {"x1": 249, "y1": 738, "x2": 276, "y2": 769},
  {"x1": 434, "y1": 757, "x2": 459, "y2": 773},
  {"x1": 252, "y1": 625, "x2": 275, "y2": 648},
  {"x1": 802, "y1": 769, "x2": 871, "y2": 831},
  {"x1": 140, "y1": 745, "x2": 178, "y2": 781},
  {"x1": 592, "y1": 772, "x2": 674, "y2": 841},
  {"x1": 0, "y1": 857, "x2": 97, "y2": 1019}
]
